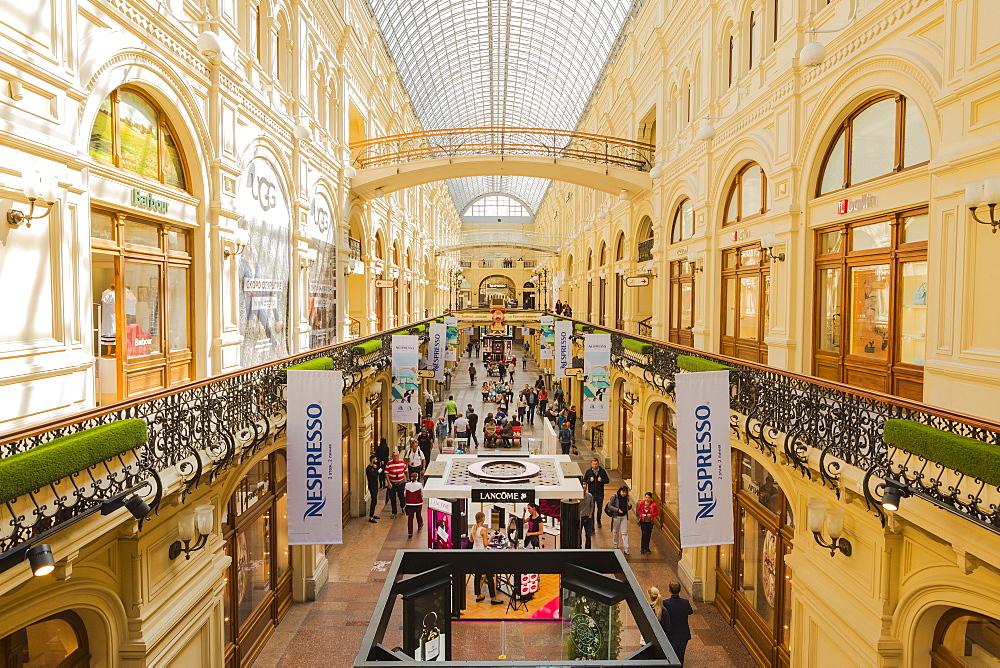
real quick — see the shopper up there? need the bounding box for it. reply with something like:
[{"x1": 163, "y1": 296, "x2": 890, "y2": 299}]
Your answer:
[
  {"x1": 663, "y1": 582, "x2": 694, "y2": 664},
  {"x1": 454, "y1": 413, "x2": 470, "y2": 445},
  {"x1": 608, "y1": 485, "x2": 632, "y2": 555},
  {"x1": 582, "y1": 458, "x2": 610, "y2": 528},
  {"x1": 416, "y1": 428, "x2": 433, "y2": 464},
  {"x1": 374, "y1": 438, "x2": 390, "y2": 489},
  {"x1": 404, "y1": 472, "x2": 425, "y2": 538},
  {"x1": 525, "y1": 387, "x2": 538, "y2": 424},
  {"x1": 563, "y1": 304, "x2": 573, "y2": 317},
  {"x1": 555, "y1": 299, "x2": 563, "y2": 315},
  {"x1": 538, "y1": 387, "x2": 548, "y2": 416},
  {"x1": 498, "y1": 363, "x2": 506, "y2": 381},
  {"x1": 467, "y1": 407, "x2": 480, "y2": 448},
  {"x1": 568, "y1": 405, "x2": 578, "y2": 434},
  {"x1": 366, "y1": 456, "x2": 382, "y2": 523},
  {"x1": 385, "y1": 451, "x2": 407, "y2": 518},
  {"x1": 435, "y1": 412, "x2": 449, "y2": 441},
  {"x1": 405, "y1": 440, "x2": 426, "y2": 479},
  {"x1": 523, "y1": 503, "x2": 544, "y2": 548},
  {"x1": 471, "y1": 512, "x2": 503, "y2": 604},
  {"x1": 637, "y1": 492, "x2": 659, "y2": 554},
  {"x1": 445, "y1": 395, "x2": 459, "y2": 434},
  {"x1": 559, "y1": 423, "x2": 573, "y2": 455},
  {"x1": 647, "y1": 587, "x2": 671, "y2": 637},
  {"x1": 522, "y1": 356, "x2": 527, "y2": 371},
  {"x1": 580, "y1": 489, "x2": 595, "y2": 549},
  {"x1": 553, "y1": 382, "x2": 564, "y2": 405},
  {"x1": 516, "y1": 391, "x2": 527, "y2": 422}
]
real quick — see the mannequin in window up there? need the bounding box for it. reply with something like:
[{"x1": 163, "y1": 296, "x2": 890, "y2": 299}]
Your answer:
[
  {"x1": 125, "y1": 286, "x2": 137, "y2": 324},
  {"x1": 100, "y1": 285, "x2": 116, "y2": 354}
]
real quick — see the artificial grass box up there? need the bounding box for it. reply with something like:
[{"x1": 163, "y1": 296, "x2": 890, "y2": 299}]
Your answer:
[
  {"x1": 285, "y1": 357, "x2": 333, "y2": 372},
  {"x1": 0, "y1": 419, "x2": 148, "y2": 504},
  {"x1": 622, "y1": 338, "x2": 653, "y2": 355},
  {"x1": 352, "y1": 340, "x2": 383, "y2": 356},
  {"x1": 883, "y1": 419, "x2": 1000, "y2": 488},
  {"x1": 677, "y1": 354, "x2": 733, "y2": 373}
]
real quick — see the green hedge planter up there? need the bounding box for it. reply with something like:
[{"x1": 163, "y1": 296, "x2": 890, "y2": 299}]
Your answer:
[
  {"x1": 285, "y1": 357, "x2": 333, "y2": 372},
  {"x1": 622, "y1": 338, "x2": 653, "y2": 355},
  {"x1": 677, "y1": 355, "x2": 733, "y2": 373},
  {"x1": 409, "y1": 324, "x2": 426, "y2": 333},
  {"x1": 352, "y1": 340, "x2": 383, "y2": 356},
  {"x1": 0, "y1": 419, "x2": 148, "y2": 505},
  {"x1": 883, "y1": 420, "x2": 1000, "y2": 487}
]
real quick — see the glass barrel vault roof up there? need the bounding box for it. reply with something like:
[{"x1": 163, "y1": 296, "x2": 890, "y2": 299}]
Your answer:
[{"x1": 365, "y1": 0, "x2": 638, "y2": 213}]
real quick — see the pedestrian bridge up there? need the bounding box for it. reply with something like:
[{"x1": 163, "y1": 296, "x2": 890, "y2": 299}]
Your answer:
[{"x1": 349, "y1": 127, "x2": 654, "y2": 199}]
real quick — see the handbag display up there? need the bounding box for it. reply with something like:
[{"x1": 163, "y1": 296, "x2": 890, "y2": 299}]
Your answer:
[{"x1": 912, "y1": 283, "x2": 927, "y2": 306}]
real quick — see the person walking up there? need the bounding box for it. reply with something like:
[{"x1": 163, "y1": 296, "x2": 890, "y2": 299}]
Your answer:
[
  {"x1": 404, "y1": 472, "x2": 425, "y2": 538},
  {"x1": 445, "y1": 395, "x2": 459, "y2": 434},
  {"x1": 559, "y1": 423, "x2": 573, "y2": 455},
  {"x1": 374, "y1": 438, "x2": 390, "y2": 489},
  {"x1": 469, "y1": 362, "x2": 477, "y2": 385},
  {"x1": 568, "y1": 405, "x2": 578, "y2": 434},
  {"x1": 555, "y1": 299, "x2": 563, "y2": 315},
  {"x1": 553, "y1": 382, "x2": 564, "y2": 405},
  {"x1": 516, "y1": 392, "x2": 527, "y2": 423},
  {"x1": 522, "y1": 356, "x2": 527, "y2": 371},
  {"x1": 523, "y1": 340, "x2": 529, "y2": 355},
  {"x1": 417, "y1": 428, "x2": 433, "y2": 465},
  {"x1": 580, "y1": 489, "x2": 595, "y2": 549},
  {"x1": 366, "y1": 456, "x2": 382, "y2": 523},
  {"x1": 470, "y1": 512, "x2": 504, "y2": 604},
  {"x1": 523, "y1": 503, "x2": 544, "y2": 548},
  {"x1": 637, "y1": 492, "x2": 659, "y2": 554},
  {"x1": 525, "y1": 387, "x2": 538, "y2": 424},
  {"x1": 498, "y1": 363, "x2": 506, "y2": 382},
  {"x1": 454, "y1": 413, "x2": 470, "y2": 447},
  {"x1": 662, "y1": 582, "x2": 694, "y2": 664},
  {"x1": 563, "y1": 304, "x2": 573, "y2": 317},
  {"x1": 385, "y1": 451, "x2": 407, "y2": 518},
  {"x1": 405, "y1": 440, "x2": 426, "y2": 480},
  {"x1": 608, "y1": 485, "x2": 632, "y2": 555},
  {"x1": 647, "y1": 587, "x2": 672, "y2": 638},
  {"x1": 537, "y1": 387, "x2": 549, "y2": 417},
  {"x1": 466, "y1": 406, "x2": 480, "y2": 448},
  {"x1": 582, "y1": 459, "x2": 610, "y2": 528},
  {"x1": 508, "y1": 362, "x2": 515, "y2": 384}
]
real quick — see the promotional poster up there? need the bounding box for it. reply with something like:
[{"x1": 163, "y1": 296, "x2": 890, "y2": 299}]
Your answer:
[
  {"x1": 675, "y1": 370, "x2": 735, "y2": 548},
  {"x1": 392, "y1": 335, "x2": 420, "y2": 423},
  {"x1": 582, "y1": 334, "x2": 610, "y2": 422},
  {"x1": 429, "y1": 322, "x2": 446, "y2": 381},
  {"x1": 444, "y1": 316, "x2": 458, "y2": 361},
  {"x1": 286, "y1": 369, "x2": 344, "y2": 545},
  {"x1": 555, "y1": 320, "x2": 573, "y2": 377},
  {"x1": 539, "y1": 315, "x2": 554, "y2": 359},
  {"x1": 306, "y1": 191, "x2": 337, "y2": 348}
]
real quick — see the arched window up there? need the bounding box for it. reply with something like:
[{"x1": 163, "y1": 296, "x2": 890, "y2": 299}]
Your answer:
[
  {"x1": 749, "y1": 12, "x2": 758, "y2": 67},
  {"x1": 725, "y1": 163, "x2": 769, "y2": 225},
  {"x1": 248, "y1": 2, "x2": 261, "y2": 61},
  {"x1": 0, "y1": 611, "x2": 90, "y2": 666},
  {"x1": 671, "y1": 199, "x2": 694, "y2": 244},
  {"x1": 818, "y1": 94, "x2": 930, "y2": 196},
  {"x1": 587, "y1": 250, "x2": 593, "y2": 271},
  {"x1": 728, "y1": 36, "x2": 735, "y2": 86},
  {"x1": 615, "y1": 233, "x2": 625, "y2": 261},
  {"x1": 463, "y1": 195, "x2": 531, "y2": 217},
  {"x1": 637, "y1": 216, "x2": 654, "y2": 262},
  {"x1": 89, "y1": 87, "x2": 188, "y2": 190},
  {"x1": 932, "y1": 610, "x2": 1000, "y2": 666},
  {"x1": 599, "y1": 242, "x2": 607, "y2": 266}
]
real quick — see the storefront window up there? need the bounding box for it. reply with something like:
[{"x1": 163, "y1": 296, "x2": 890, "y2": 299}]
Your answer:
[
  {"x1": 738, "y1": 276, "x2": 760, "y2": 341},
  {"x1": 668, "y1": 260, "x2": 695, "y2": 346},
  {"x1": 849, "y1": 264, "x2": 891, "y2": 360},
  {"x1": 781, "y1": 546, "x2": 793, "y2": 650},
  {"x1": 739, "y1": 511, "x2": 777, "y2": 627},
  {"x1": 235, "y1": 459, "x2": 270, "y2": 517},
  {"x1": 671, "y1": 199, "x2": 694, "y2": 243},
  {"x1": 167, "y1": 266, "x2": 190, "y2": 351},
  {"x1": 236, "y1": 510, "x2": 272, "y2": 628},
  {"x1": 123, "y1": 262, "x2": 161, "y2": 358},
  {"x1": 817, "y1": 268, "x2": 841, "y2": 353},
  {"x1": 851, "y1": 221, "x2": 892, "y2": 251},
  {"x1": 91, "y1": 209, "x2": 114, "y2": 242},
  {"x1": 721, "y1": 243, "x2": 769, "y2": 363},
  {"x1": 276, "y1": 493, "x2": 290, "y2": 577},
  {"x1": 740, "y1": 457, "x2": 781, "y2": 514},
  {"x1": 849, "y1": 98, "x2": 896, "y2": 185},
  {"x1": 725, "y1": 163, "x2": 769, "y2": 225},
  {"x1": 899, "y1": 261, "x2": 928, "y2": 366}
]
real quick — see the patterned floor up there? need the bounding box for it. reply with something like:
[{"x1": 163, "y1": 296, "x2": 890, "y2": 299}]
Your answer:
[{"x1": 253, "y1": 349, "x2": 757, "y2": 667}]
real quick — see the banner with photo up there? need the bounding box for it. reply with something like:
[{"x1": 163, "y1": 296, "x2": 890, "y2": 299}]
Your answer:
[
  {"x1": 539, "y1": 315, "x2": 554, "y2": 359},
  {"x1": 582, "y1": 334, "x2": 611, "y2": 422},
  {"x1": 444, "y1": 317, "x2": 458, "y2": 361},
  {"x1": 392, "y1": 335, "x2": 420, "y2": 423},
  {"x1": 675, "y1": 370, "x2": 734, "y2": 548},
  {"x1": 555, "y1": 320, "x2": 573, "y2": 377},
  {"x1": 286, "y1": 369, "x2": 343, "y2": 545},
  {"x1": 305, "y1": 191, "x2": 337, "y2": 348},
  {"x1": 429, "y1": 323, "x2": 446, "y2": 381}
]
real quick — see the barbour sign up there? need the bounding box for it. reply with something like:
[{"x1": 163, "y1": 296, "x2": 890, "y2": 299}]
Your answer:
[{"x1": 131, "y1": 188, "x2": 169, "y2": 214}]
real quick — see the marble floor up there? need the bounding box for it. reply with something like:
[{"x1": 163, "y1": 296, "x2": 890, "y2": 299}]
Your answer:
[{"x1": 253, "y1": 347, "x2": 756, "y2": 667}]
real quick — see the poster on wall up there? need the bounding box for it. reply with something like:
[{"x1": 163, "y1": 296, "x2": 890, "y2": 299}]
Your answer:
[
  {"x1": 429, "y1": 322, "x2": 446, "y2": 381},
  {"x1": 555, "y1": 320, "x2": 573, "y2": 377},
  {"x1": 444, "y1": 317, "x2": 458, "y2": 361},
  {"x1": 286, "y1": 369, "x2": 343, "y2": 545},
  {"x1": 392, "y1": 335, "x2": 420, "y2": 423},
  {"x1": 582, "y1": 334, "x2": 610, "y2": 422},
  {"x1": 306, "y1": 192, "x2": 337, "y2": 348},
  {"x1": 539, "y1": 315, "x2": 554, "y2": 359},
  {"x1": 236, "y1": 158, "x2": 290, "y2": 367},
  {"x1": 675, "y1": 370, "x2": 734, "y2": 548}
]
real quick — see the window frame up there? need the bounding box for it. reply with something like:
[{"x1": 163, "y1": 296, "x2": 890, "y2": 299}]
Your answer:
[
  {"x1": 670, "y1": 198, "x2": 695, "y2": 244},
  {"x1": 724, "y1": 163, "x2": 769, "y2": 226},
  {"x1": 668, "y1": 258, "x2": 696, "y2": 347}
]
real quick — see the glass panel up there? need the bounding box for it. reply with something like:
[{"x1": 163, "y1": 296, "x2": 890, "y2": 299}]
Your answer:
[
  {"x1": 739, "y1": 510, "x2": 777, "y2": 627},
  {"x1": 741, "y1": 456, "x2": 780, "y2": 514},
  {"x1": 123, "y1": 219, "x2": 161, "y2": 248},
  {"x1": 91, "y1": 209, "x2": 115, "y2": 241},
  {"x1": 724, "y1": 250, "x2": 738, "y2": 269},
  {"x1": 740, "y1": 246, "x2": 760, "y2": 266},
  {"x1": 724, "y1": 277, "x2": 737, "y2": 336},
  {"x1": 19, "y1": 618, "x2": 80, "y2": 665},
  {"x1": 819, "y1": 230, "x2": 842, "y2": 255},
  {"x1": 118, "y1": 90, "x2": 160, "y2": 180},
  {"x1": 817, "y1": 268, "x2": 842, "y2": 352},
  {"x1": 849, "y1": 264, "x2": 891, "y2": 360},
  {"x1": 740, "y1": 165, "x2": 763, "y2": 219},
  {"x1": 236, "y1": 510, "x2": 273, "y2": 628},
  {"x1": 680, "y1": 282, "x2": 693, "y2": 329},
  {"x1": 162, "y1": 124, "x2": 186, "y2": 190},
  {"x1": 235, "y1": 459, "x2": 271, "y2": 516},
  {"x1": 670, "y1": 282, "x2": 680, "y2": 330},
  {"x1": 653, "y1": 433, "x2": 663, "y2": 502},
  {"x1": 902, "y1": 214, "x2": 928, "y2": 244},
  {"x1": 719, "y1": 543, "x2": 733, "y2": 576},
  {"x1": 941, "y1": 613, "x2": 1000, "y2": 663},
  {"x1": 726, "y1": 186, "x2": 739, "y2": 223},
  {"x1": 902, "y1": 99, "x2": 930, "y2": 167},
  {"x1": 274, "y1": 451, "x2": 287, "y2": 484},
  {"x1": 781, "y1": 545, "x2": 793, "y2": 649},
  {"x1": 167, "y1": 266, "x2": 189, "y2": 351},
  {"x1": 763, "y1": 273, "x2": 770, "y2": 336},
  {"x1": 739, "y1": 276, "x2": 760, "y2": 341},
  {"x1": 167, "y1": 228, "x2": 188, "y2": 253},
  {"x1": 89, "y1": 94, "x2": 114, "y2": 163},
  {"x1": 819, "y1": 132, "x2": 845, "y2": 195},
  {"x1": 223, "y1": 542, "x2": 233, "y2": 645},
  {"x1": 123, "y1": 262, "x2": 161, "y2": 357},
  {"x1": 249, "y1": 5, "x2": 259, "y2": 59},
  {"x1": 850, "y1": 97, "x2": 896, "y2": 184},
  {"x1": 681, "y1": 200, "x2": 694, "y2": 239},
  {"x1": 276, "y1": 493, "x2": 289, "y2": 577},
  {"x1": 899, "y1": 261, "x2": 927, "y2": 366},
  {"x1": 851, "y1": 221, "x2": 892, "y2": 251}
]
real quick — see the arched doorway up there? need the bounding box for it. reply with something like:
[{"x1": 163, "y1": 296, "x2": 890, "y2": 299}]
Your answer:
[
  {"x1": 478, "y1": 275, "x2": 515, "y2": 307},
  {"x1": 0, "y1": 611, "x2": 90, "y2": 667},
  {"x1": 522, "y1": 281, "x2": 536, "y2": 309},
  {"x1": 932, "y1": 609, "x2": 1000, "y2": 666}
]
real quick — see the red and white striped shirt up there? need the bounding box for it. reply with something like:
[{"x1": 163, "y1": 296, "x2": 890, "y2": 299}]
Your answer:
[{"x1": 385, "y1": 459, "x2": 407, "y2": 485}]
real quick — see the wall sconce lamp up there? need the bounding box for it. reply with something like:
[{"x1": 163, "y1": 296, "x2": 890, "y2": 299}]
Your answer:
[
  {"x1": 807, "y1": 500, "x2": 852, "y2": 557},
  {"x1": 8, "y1": 175, "x2": 57, "y2": 228},
  {"x1": 798, "y1": 12, "x2": 857, "y2": 67},
  {"x1": 880, "y1": 480, "x2": 911, "y2": 512},
  {"x1": 224, "y1": 227, "x2": 251, "y2": 259},
  {"x1": 684, "y1": 260, "x2": 703, "y2": 274},
  {"x1": 27, "y1": 544, "x2": 56, "y2": 577},
  {"x1": 169, "y1": 504, "x2": 215, "y2": 560},
  {"x1": 965, "y1": 179, "x2": 1000, "y2": 233},
  {"x1": 300, "y1": 248, "x2": 319, "y2": 268},
  {"x1": 760, "y1": 232, "x2": 786, "y2": 262}
]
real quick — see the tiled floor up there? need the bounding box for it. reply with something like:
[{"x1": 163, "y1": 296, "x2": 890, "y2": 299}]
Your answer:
[{"x1": 253, "y1": 350, "x2": 756, "y2": 667}]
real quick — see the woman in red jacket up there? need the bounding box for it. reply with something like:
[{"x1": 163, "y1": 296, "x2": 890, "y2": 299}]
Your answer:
[{"x1": 637, "y1": 492, "x2": 659, "y2": 554}]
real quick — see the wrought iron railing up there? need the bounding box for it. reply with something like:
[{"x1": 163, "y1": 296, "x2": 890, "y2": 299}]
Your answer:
[
  {"x1": 438, "y1": 232, "x2": 560, "y2": 254},
  {"x1": 638, "y1": 317, "x2": 653, "y2": 337},
  {"x1": 459, "y1": 261, "x2": 472, "y2": 268},
  {"x1": 637, "y1": 237, "x2": 654, "y2": 263},
  {"x1": 0, "y1": 318, "x2": 435, "y2": 558},
  {"x1": 350, "y1": 127, "x2": 654, "y2": 171},
  {"x1": 567, "y1": 316, "x2": 1000, "y2": 536}
]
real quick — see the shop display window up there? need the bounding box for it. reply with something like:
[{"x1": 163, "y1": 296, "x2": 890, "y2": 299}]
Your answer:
[
  {"x1": 236, "y1": 510, "x2": 273, "y2": 628},
  {"x1": 721, "y1": 243, "x2": 770, "y2": 363},
  {"x1": 668, "y1": 259, "x2": 695, "y2": 347}
]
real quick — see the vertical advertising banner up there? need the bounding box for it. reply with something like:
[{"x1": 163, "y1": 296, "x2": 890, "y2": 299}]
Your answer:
[
  {"x1": 582, "y1": 334, "x2": 611, "y2": 422},
  {"x1": 286, "y1": 370, "x2": 344, "y2": 545},
  {"x1": 675, "y1": 370, "x2": 734, "y2": 548},
  {"x1": 392, "y1": 335, "x2": 420, "y2": 423},
  {"x1": 539, "y1": 315, "x2": 554, "y2": 359},
  {"x1": 555, "y1": 320, "x2": 573, "y2": 377},
  {"x1": 429, "y1": 322, "x2": 446, "y2": 381},
  {"x1": 306, "y1": 191, "x2": 337, "y2": 348},
  {"x1": 444, "y1": 317, "x2": 458, "y2": 361}
]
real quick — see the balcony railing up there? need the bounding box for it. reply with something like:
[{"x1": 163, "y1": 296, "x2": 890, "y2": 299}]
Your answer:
[
  {"x1": 438, "y1": 231, "x2": 560, "y2": 254},
  {"x1": 637, "y1": 237, "x2": 654, "y2": 263},
  {"x1": 637, "y1": 317, "x2": 653, "y2": 337},
  {"x1": 459, "y1": 261, "x2": 472, "y2": 268}
]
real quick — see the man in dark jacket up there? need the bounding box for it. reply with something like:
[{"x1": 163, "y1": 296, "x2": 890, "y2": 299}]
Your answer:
[
  {"x1": 374, "y1": 439, "x2": 390, "y2": 489},
  {"x1": 524, "y1": 388, "x2": 538, "y2": 424},
  {"x1": 466, "y1": 406, "x2": 480, "y2": 448},
  {"x1": 366, "y1": 456, "x2": 381, "y2": 523},
  {"x1": 581, "y1": 458, "x2": 610, "y2": 528},
  {"x1": 662, "y1": 582, "x2": 693, "y2": 664}
]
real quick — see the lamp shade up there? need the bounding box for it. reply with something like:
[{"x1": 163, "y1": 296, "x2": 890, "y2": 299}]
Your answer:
[
  {"x1": 799, "y1": 41, "x2": 826, "y2": 67},
  {"x1": 649, "y1": 165, "x2": 662, "y2": 179},
  {"x1": 344, "y1": 164, "x2": 357, "y2": 179},
  {"x1": 965, "y1": 180, "x2": 984, "y2": 207},
  {"x1": 197, "y1": 30, "x2": 223, "y2": 56},
  {"x1": 825, "y1": 506, "x2": 845, "y2": 539},
  {"x1": 293, "y1": 123, "x2": 311, "y2": 140},
  {"x1": 27, "y1": 544, "x2": 55, "y2": 577},
  {"x1": 806, "y1": 500, "x2": 826, "y2": 534},
  {"x1": 983, "y1": 176, "x2": 1000, "y2": 205},
  {"x1": 195, "y1": 504, "x2": 215, "y2": 536},
  {"x1": 178, "y1": 511, "x2": 196, "y2": 543},
  {"x1": 233, "y1": 227, "x2": 251, "y2": 247},
  {"x1": 696, "y1": 123, "x2": 716, "y2": 142}
]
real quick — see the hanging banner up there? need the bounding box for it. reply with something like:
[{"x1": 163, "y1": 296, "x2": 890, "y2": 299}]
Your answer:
[
  {"x1": 582, "y1": 334, "x2": 611, "y2": 422},
  {"x1": 392, "y1": 335, "x2": 420, "y2": 423},
  {"x1": 286, "y1": 369, "x2": 343, "y2": 545},
  {"x1": 306, "y1": 190, "x2": 337, "y2": 348},
  {"x1": 429, "y1": 323, "x2": 446, "y2": 381},
  {"x1": 675, "y1": 370, "x2": 734, "y2": 548},
  {"x1": 539, "y1": 315, "x2": 554, "y2": 359},
  {"x1": 555, "y1": 320, "x2": 573, "y2": 377},
  {"x1": 444, "y1": 317, "x2": 458, "y2": 361}
]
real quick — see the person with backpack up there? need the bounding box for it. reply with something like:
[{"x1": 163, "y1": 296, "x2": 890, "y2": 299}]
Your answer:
[
  {"x1": 607, "y1": 485, "x2": 632, "y2": 555},
  {"x1": 559, "y1": 424, "x2": 573, "y2": 455}
]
